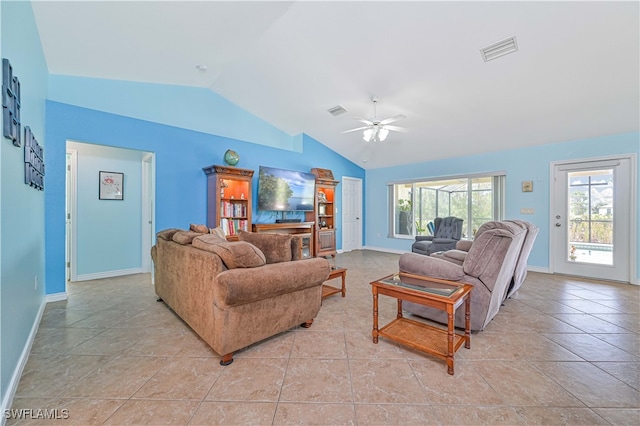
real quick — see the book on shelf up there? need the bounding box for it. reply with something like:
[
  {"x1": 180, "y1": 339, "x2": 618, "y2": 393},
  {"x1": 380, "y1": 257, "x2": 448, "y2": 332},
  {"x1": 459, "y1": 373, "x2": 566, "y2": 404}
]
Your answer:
[
  {"x1": 220, "y1": 201, "x2": 247, "y2": 218},
  {"x1": 220, "y1": 218, "x2": 248, "y2": 236}
]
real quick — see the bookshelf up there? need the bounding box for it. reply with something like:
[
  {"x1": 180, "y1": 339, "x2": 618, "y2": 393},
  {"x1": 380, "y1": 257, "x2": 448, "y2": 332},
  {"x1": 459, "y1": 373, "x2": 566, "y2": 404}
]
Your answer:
[
  {"x1": 203, "y1": 165, "x2": 254, "y2": 240},
  {"x1": 306, "y1": 168, "x2": 339, "y2": 257}
]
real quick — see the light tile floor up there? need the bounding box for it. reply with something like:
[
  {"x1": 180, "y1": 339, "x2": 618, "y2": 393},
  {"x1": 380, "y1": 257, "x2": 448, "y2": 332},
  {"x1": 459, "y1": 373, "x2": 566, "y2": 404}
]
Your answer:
[{"x1": 8, "y1": 250, "x2": 640, "y2": 425}]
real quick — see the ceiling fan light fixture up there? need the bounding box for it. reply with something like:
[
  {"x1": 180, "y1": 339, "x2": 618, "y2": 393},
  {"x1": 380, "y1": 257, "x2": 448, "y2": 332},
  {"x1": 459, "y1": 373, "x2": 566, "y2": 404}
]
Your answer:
[
  {"x1": 378, "y1": 127, "x2": 389, "y2": 142},
  {"x1": 363, "y1": 128, "x2": 373, "y2": 142}
]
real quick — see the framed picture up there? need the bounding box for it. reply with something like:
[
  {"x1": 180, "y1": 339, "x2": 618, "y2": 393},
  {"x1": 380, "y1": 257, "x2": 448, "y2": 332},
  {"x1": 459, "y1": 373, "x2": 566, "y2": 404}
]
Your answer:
[
  {"x1": 99, "y1": 171, "x2": 124, "y2": 200},
  {"x1": 521, "y1": 181, "x2": 533, "y2": 192}
]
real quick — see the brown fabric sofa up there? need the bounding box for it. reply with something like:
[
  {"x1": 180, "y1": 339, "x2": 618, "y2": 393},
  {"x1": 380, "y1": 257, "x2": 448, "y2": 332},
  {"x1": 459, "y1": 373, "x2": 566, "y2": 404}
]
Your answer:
[
  {"x1": 399, "y1": 221, "x2": 526, "y2": 331},
  {"x1": 151, "y1": 228, "x2": 330, "y2": 365}
]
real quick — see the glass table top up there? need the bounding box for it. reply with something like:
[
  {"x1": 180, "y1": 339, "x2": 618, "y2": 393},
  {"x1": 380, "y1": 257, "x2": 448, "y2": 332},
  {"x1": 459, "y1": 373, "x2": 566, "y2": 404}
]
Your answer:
[{"x1": 377, "y1": 274, "x2": 463, "y2": 297}]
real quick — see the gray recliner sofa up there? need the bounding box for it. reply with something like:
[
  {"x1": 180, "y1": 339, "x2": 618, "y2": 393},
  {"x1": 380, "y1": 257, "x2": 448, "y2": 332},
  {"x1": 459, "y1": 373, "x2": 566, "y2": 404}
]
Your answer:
[
  {"x1": 432, "y1": 219, "x2": 539, "y2": 300},
  {"x1": 400, "y1": 221, "x2": 525, "y2": 331}
]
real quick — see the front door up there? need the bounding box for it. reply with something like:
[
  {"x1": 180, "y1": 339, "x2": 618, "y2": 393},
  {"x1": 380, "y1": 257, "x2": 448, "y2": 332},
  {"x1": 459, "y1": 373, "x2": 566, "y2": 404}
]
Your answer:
[{"x1": 551, "y1": 156, "x2": 633, "y2": 282}]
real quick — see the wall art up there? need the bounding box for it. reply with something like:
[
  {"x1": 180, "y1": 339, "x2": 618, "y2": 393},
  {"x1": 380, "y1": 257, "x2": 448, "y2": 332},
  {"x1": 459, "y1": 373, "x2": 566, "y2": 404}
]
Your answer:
[
  {"x1": 24, "y1": 126, "x2": 44, "y2": 190},
  {"x1": 99, "y1": 171, "x2": 124, "y2": 200},
  {"x1": 2, "y1": 58, "x2": 21, "y2": 147}
]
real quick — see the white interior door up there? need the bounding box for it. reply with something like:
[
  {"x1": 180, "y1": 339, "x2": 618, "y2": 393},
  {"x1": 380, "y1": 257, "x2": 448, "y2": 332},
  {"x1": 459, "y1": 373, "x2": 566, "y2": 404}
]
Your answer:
[
  {"x1": 342, "y1": 176, "x2": 363, "y2": 251},
  {"x1": 551, "y1": 156, "x2": 634, "y2": 282}
]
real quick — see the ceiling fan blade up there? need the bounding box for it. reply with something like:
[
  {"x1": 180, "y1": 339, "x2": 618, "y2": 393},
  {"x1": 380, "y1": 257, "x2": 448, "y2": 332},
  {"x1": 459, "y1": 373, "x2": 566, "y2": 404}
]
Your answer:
[
  {"x1": 384, "y1": 125, "x2": 408, "y2": 133},
  {"x1": 341, "y1": 126, "x2": 370, "y2": 134},
  {"x1": 353, "y1": 117, "x2": 374, "y2": 125},
  {"x1": 379, "y1": 114, "x2": 406, "y2": 125}
]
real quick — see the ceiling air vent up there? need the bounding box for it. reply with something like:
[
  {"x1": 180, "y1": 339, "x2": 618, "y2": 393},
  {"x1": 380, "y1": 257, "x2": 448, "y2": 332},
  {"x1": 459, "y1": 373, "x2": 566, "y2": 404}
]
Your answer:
[
  {"x1": 480, "y1": 36, "x2": 518, "y2": 62},
  {"x1": 327, "y1": 105, "x2": 347, "y2": 116}
]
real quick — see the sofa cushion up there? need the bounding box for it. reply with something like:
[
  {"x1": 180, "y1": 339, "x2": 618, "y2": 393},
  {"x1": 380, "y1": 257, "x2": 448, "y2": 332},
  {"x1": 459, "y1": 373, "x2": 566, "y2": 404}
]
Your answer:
[
  {"x1": 193, "y1": 235, "x2": 266, "y2": 269},
  {"x1": 237, "y1": 230, "x2": 292, "y2": 264},
  {"x1": 157, "y1": 228, "x2": 181, "y2": 241},
  {"x1": 172, "y1": 231, "x2": 204, "y2": 245}
]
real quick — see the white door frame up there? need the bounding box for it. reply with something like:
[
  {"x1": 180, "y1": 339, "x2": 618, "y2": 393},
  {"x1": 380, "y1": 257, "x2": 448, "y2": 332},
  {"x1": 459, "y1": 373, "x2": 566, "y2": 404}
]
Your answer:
[
  {"x1": 66, "y1": 149, "x2": 78, "y2": 283},
  {"x1": 66, "y1": 143, "x2": 156, "y2": 281},
  {"x1": 141, "y1": 152, "x2": 155, "y2": 273},
  {"x1": 549, "y1": 154, "x2": 637, "y2": 284},
  {"x1": 341, "y1": 176, "x2": 363, "y2": 251}
]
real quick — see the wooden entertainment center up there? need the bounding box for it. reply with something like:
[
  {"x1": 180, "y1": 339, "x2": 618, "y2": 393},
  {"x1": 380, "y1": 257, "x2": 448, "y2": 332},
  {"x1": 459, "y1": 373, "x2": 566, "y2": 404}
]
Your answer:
[
  {"x1": 252, "y1": 222, "x2": 314, "y2": 259},
  {"x1": 203, "y1": 165, "x2": 339, "y2": 257}
]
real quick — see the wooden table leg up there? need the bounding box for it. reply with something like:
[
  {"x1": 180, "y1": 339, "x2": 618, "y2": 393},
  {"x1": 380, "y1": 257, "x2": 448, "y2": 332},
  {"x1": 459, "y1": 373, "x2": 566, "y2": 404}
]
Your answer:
[
  {"x1": 341, "y1": 271, "x2": 346, "y2": 297},
  {"x1": 372, "y1": 286, "x2": 379, "y2": 344},
  {"x1": 397, "y1": 299, "x2": 403, "y2": 319},
  {"x1": 465, "y1": 294, "x2": 471, "y2": 349},
  {"x1": 447, "y1": 308, "x2": 455, "y2": 375}
]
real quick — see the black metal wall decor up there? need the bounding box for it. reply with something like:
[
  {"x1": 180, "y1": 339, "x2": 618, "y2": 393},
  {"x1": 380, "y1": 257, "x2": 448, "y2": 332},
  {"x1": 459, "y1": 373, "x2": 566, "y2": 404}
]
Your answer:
[
  {"x1": 24, "y1": 126, "x2": 44, "y2": 190},
  {"x1": 2, "y1": 58, "x2": 21, "y2": 147}
]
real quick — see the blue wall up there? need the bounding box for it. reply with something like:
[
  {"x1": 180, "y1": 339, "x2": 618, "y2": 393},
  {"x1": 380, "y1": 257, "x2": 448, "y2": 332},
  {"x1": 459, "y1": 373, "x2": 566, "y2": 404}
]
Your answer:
[
  {"x1": 1, "y1": 0, "x2": 48, "y2": 408},
  {"x1": 45, "y1": 101, "x2": 365, "y2": 295},
  {"x1": 365, "y1": 132, "x2": 640, "y2": 281}
]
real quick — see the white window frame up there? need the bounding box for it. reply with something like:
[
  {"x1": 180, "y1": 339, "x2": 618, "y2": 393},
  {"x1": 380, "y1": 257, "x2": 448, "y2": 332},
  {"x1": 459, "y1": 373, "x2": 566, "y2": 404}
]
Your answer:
[{"x1": 388, "y1": 172, "x2": 506, "y2": 239}]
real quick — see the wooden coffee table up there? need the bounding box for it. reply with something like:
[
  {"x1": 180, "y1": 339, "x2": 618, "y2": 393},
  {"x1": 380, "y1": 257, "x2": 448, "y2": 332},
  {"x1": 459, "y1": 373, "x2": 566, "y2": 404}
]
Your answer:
[
  {"x1": 322, "y1": 267, "x2": 347, "y2": 299},
  {"x1": 371, "y1": 272, "x2": 472, "y2": 375}
]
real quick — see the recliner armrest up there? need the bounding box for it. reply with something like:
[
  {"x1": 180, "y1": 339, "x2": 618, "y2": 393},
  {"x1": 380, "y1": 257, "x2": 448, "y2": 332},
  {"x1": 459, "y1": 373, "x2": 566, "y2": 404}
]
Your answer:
[
  {"x1": 456, "y1": 240, "x2": 473, "y2": 251},
  {"x1": 432, "y1": 237, "x2": 457, "y2": 244},
  {"x1": 415, "y1": 236, "x2": 434, "y2": 242},
  {"x1": 399, "y1": 253, "x2": 465, "y2": 281}
]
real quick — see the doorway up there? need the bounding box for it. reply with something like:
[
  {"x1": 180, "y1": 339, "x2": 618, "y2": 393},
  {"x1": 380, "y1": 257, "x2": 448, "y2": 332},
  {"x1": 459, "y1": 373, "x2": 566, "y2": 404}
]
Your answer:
[
  {"x1": 551, "y1": 155, "x2": 636, "y2": 282},
  {"x1": 342, "y1": 176, "x2": 363, "y2": 251},
  {"x1": 65, "y1": 142, "x2": 155, "y2": 282}
]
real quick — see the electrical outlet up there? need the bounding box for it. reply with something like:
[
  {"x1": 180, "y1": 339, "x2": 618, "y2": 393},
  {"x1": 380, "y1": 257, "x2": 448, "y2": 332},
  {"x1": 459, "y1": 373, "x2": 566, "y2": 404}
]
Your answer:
[{"x1": 520, "y1": 208, "x2": 535, "y2": 214}]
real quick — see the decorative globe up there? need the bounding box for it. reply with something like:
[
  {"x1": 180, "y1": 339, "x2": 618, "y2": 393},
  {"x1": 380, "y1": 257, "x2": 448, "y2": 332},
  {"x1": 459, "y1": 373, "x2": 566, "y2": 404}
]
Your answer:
[{"x1": 223, "y1": 149, "x2": 240, "y2": 166}]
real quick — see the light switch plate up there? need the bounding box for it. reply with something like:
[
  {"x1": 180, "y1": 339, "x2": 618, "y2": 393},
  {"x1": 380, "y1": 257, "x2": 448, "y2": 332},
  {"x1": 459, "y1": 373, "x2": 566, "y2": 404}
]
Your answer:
[{"x1": 520, "y1": 208, "x2": 534, "y2": 214}]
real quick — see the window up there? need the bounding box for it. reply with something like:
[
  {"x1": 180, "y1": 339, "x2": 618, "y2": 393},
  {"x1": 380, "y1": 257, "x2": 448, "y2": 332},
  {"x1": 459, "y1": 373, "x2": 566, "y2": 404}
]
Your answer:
[{"x1": 389, "y1": 174, "x2": 505, "y2": 239}]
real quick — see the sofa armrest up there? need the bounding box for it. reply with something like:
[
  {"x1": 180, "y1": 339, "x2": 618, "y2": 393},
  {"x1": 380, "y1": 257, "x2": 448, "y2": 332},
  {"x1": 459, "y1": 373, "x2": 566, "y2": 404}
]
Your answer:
[
  {"x1": 399, "y1": 253, "x2": 465, "y2": 281},
  {"x1": 456, "y1": 240, "x2": 473, "y2": 251},
  {"x1": 214, "y1": 258, "x2": 330, "y2": 308}
]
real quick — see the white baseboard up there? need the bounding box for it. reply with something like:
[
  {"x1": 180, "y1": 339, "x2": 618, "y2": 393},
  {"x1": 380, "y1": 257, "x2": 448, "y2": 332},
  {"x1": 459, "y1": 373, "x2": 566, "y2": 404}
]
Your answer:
[
  {"x1": 1, "y1": 300, "x2": 46, "y2": 426},
  {"x1": 527, "y1": 266, "x2": 550, "y2": 274},
  {"x1": 75, "y1": 267, "x2": 142, "y2": 282},
  {"x1": 46, "y1": 292, "x2": 68, "y2": 303},
  {"x1": 362, "y1": 246, "x2": 407, "y2": 255}
]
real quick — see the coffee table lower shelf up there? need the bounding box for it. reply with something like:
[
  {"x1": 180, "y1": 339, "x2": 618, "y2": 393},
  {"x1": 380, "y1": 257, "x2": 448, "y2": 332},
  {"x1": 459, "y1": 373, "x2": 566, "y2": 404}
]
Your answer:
[{"x1": 379, "y1": 317, "x2": 466, "y2": 360}]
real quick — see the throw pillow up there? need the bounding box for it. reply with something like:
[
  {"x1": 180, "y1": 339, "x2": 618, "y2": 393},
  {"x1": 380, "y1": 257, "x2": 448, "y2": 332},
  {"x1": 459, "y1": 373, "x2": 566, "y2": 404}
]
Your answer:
[
  {"x1": 209, "y1": 226, "x2": 227, "y2": 240},
  {"x1": 237, "y1": 230, "x2": 292, "y2": 264},
  {"x1": 172, "y1": 231, "x2": 203, "y2": 245},
  {"x1": 192, "y1": 236, "x2": 266, "y2": 269},
  {"x1": 190, "y1": 223, "x2": 210, "y2": 234}
]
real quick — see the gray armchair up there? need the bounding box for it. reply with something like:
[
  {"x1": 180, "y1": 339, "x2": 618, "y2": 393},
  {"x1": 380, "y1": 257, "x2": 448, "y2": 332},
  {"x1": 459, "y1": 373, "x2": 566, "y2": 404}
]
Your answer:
[{"x1": 411, "y1": 216, "x2": 463, "y2": 256}]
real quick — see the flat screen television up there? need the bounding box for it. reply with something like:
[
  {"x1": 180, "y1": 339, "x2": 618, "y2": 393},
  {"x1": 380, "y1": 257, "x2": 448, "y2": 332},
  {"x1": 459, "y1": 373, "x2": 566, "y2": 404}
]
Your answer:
[{"x1": 257, "y1": 166, "x2": 316, "y2": 212}]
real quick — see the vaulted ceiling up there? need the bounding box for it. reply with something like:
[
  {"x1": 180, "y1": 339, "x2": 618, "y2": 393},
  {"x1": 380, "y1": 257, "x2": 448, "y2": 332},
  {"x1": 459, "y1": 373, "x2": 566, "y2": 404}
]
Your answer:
[{"x1": 31, "y1": 1, "x2": 639, "y2": 169}]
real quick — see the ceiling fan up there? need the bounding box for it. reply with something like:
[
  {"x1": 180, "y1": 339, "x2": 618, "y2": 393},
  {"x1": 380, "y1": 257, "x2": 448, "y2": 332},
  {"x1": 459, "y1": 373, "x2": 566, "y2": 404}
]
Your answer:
[{"x1": 341, "y1": 97, "x2": 407, "y2": 142}]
